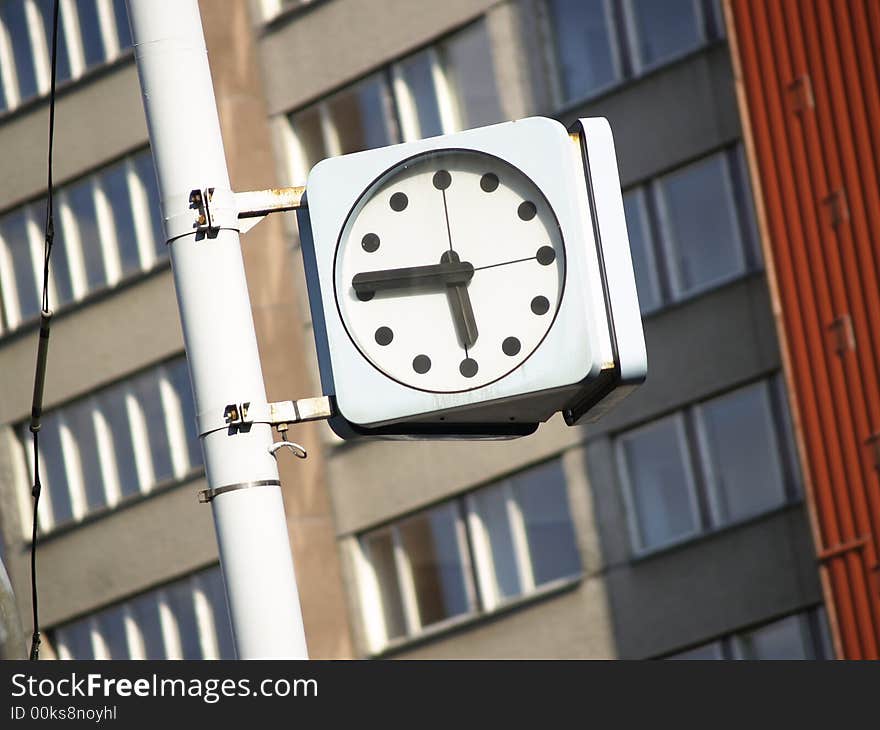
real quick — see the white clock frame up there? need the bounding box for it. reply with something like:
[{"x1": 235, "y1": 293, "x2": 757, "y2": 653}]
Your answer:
[{"x1": 297, "y1": 116, "x2": 646, "y2": 439}]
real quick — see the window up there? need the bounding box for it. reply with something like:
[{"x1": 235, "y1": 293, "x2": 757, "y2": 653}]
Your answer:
[
  {"x1": 545, "y1": 0, "x2": 620, "y2": 103},
  {"x1": 735, "y1": 614, "x2": 812, "y2": 659},
  {"x1": 0, "y1": 208, "x2": 40, "y2": 326},
  {"x1": 622, "y1": 188, "x2": 662, "y2": 314},
  {"x1": 623, "y1": 146, "x2": 760, "y2": 315},
  {"x1": 361, "y1": 503, "x2": 475, "y2": 643},
  {"x1": 0, "y1": 148, "x2": 165, "y2": 334},
  {"x1": 53, "y1": 566, "x2": 234, "y2": 659},
  {"x1": 542, "y1": 0, "x2": 724, "y2": 107},
  {"x1": 619, "y1": 414, "x2": 700, "y2": 551},
  {"x1": 657, "y1": 152, "x2": 748, "y2": 297},
  {"x1": 325, "y1": 74, "x2": 397, "y2": 156},
  {"x1": 285, "y1": 21, "x2": 502, "y2": 183},
  {"x1": 394, "y1": 50, "x2": 444, "y2": 141},
  {"x1": 18, "y1": 356, "x2": 201, "y2": 533},
  {"x1": 666, "y1": 606, "x2": 833, "y2": 659},
  {"x1": 437, "y1": 22, "x2": 503, "y2": 131},
  {"x1": 0, "y1": 0, "x2": 131, "y2": 113},
  {"x1": 359, "y1": 459, "x2": 581, "y2": 651},
  {"x1": 697, "y1": 381, "x2": 789, "y2": 524},
  {"x1": 625, "y1": 0, "x2": 702, "y2": 71},
  {"x1": 617, "y1": 376, "x2": 799, "y2": 553}
]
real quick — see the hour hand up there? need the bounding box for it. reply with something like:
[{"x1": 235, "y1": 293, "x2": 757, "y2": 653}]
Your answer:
[
  {"x1": 352, "y1": 260, "x2": 474, "y2": 297},
  {"x1": 441, "y1": 251, "x2": 478, "y2": 348},
  {"x1": 447, "y1": 283, "x2": 478, "y2": 348}
]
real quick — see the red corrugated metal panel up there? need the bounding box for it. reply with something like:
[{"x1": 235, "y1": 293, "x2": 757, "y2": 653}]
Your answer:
[{"x1": 727, "y1": 0, "x2": 880, "y2": 659}]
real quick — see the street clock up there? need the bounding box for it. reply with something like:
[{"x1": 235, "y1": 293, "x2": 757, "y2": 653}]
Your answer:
[{"x1": 297, "y1": 116, "x2": 646, "y2": 439}]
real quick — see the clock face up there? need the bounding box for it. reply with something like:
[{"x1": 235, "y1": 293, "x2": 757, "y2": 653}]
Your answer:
[{"x1": 333, "y1": 149, "x2": 566, "y2": 393}]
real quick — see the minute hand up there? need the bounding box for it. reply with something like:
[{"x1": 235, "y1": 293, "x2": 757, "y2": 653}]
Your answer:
[{"x1": 352, "y1": 261, "x2": 474, "y2": 296}]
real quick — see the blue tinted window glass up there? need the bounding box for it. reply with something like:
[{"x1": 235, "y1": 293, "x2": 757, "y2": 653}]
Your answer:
[
  {"x1": 328, "y1": 76, "x2": 394, "y2": 155},
  {"x1": 65, "y1": 402, "x2": 106, "y2": 511},
  {"x1": 700, "y1": 382, "x2": 787, "y2": 524},
  {"x1": 441, "y1": 22, "x2": 503, "y2": 129},
  {"x1": 511, "y1": 460, "x2": 581, "y2": 585},
  {"x1": 363, "y1": 530, "x2": 407, "y2": 640},
  {"x1": 112, "y1": 0, "x2": 131, "y2": 49},
  {"x1": 2, "y1": 1, "x2": 38, "y2": 100},
  {"x1": 548, "y1": 0, "x2": 618, "y2": 102},
  {"x1": 629, "y1": 0, "x2": 701, "y2": 69},
  {"x1": 473, "y1": 484, "x2": 521, "y2": 599},
  {"x1": 399, "y1": 505, "x2": 470, "y2": 627},
  {"x1": 129, "y1": 592, "x2": 166, "y2": 659},
  {"x1": 131, "y1": 370, "x2": 173, "y2": 484},
  {"x1": 289, "y1": 106, "x2": 326, "y2": 173},
  {"x1": 100, "y1": 162, "x2": 139, "y2": 275},
  {"x1": 95, "y1": 605, "x2": 129, "y2": 658},
  {"x1": 166, "y1": 359, "x2": 201, "y2": 470},
  {"x1": 132, "y1": 151, "x2": 165, "y2": 260},
  {"x1": 201, "y1": 567, "x2": 235, "y2": 659},
  {"x1": 56, "y1": 622, "x2": 94, "y2": 659},
  {"x1": 75, "y1": 0, "x2": 105, "y2": 68},
  {"x1": 31, "y1": 198, "x2": 75, "y2": 306},
  {"x1": 96, "y1": 385, "x2": 140, "y2": 499},
  {"x1": 623, "y1": 189, "x2": 662, "y2": 313},
  {"x1": 621, "y1": 416, "x2": 699, "y2": 551},
  {"x1": 166, "y1": 582, "x2": 202, "y2": 659},
  {"x1": 659, "y1": 153, "x2": 745, "y2": 296},
  {"x1": 36, "y1": 0, "x2": 71, "y2": 83},
  {"x1": 67, "y1": 177, "x2": 106, "y2": 290},
  {"x1": 737, "y1": 614, "x2": 811, "y2": 659},
  {"x1": 37, "y1": 415, "x2": 74, "y2": 526},
  {"x1": 400, "y1": 52, "x2": 443, "y2": 138},
  {"x1": 0, "y1": 208, "x2": 39, "y2": 322}
]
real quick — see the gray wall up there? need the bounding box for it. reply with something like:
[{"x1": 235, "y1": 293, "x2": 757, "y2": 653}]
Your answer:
[
  {"x1": 259, "y1": 0, "x2": 498, "y2": 115},
  {"x1": 0, "y1": 61, "x2": 147, "y2": 211}
]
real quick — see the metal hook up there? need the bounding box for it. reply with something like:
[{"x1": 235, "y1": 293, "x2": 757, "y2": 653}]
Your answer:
[{"x1": 269, "y1": 441, "x2": 307, "y2": 459}]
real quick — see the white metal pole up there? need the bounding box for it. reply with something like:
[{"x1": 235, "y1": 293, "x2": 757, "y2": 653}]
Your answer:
[{"x1": 125, "y1": 0, "x2": 308, "y2": 659}]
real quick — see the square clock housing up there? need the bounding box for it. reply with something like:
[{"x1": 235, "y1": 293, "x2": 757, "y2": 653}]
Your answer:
[{"x1": 296, "y1": 116, "x2": 646, "y2": 439}]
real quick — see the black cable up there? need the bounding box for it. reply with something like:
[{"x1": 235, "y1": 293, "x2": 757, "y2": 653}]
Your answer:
[{"x1": 28, "y1": 0, "x2": 61, "y2": 662}]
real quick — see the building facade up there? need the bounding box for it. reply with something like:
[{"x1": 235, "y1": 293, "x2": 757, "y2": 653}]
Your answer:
[
  {"x1": 0, "y1": 0, "x2": 847, "y2": 659},
  {"x1": 0, "y1": 0, "x2": 351, "y2": 660}
]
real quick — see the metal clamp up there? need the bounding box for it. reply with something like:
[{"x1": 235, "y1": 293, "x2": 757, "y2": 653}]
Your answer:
[
  {"x1": 234, "y1": 186, "x2": 306, "y2": 234},
  {"x1": 198, "y1": 478, "x2": 281, "y2": 504},
  {"x1": 198, "y1": 395, "x2": 334, "y2": 437},
  {"x1": 163, "y1": 186, "x2": 239, "y2": 241},
  {"x1": 269, "y1": 441, "x2": 307, "y2": 459},
  {"x1": 161, "y1": 185, "x2": 307, "y2": 241}
]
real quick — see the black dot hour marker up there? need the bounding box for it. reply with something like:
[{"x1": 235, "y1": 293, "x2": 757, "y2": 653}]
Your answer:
[
  {"x1": 413, "y1": 355, "x2": 431, "y2": 374},
  {"x1": 460, "y1": 358, "x2": 479, "y2": 378},
  {"x1": 518, "y1": 201, "x2": 537, "y2": 221},
  {"x1": 375, "y1": 327, "x2": 393, "y2": 346},
  {"x1": 362, "y1": 233, "x2": 380, "y2": 252},
  {"x1": 390, "y1": 192, "x2": 408, "y2": 211},
  {"x1": 480, "y1": 173, "x2": 499, "y2": 192},
  {"x1": 433, "y1": 170, "x2": 451, "y2": 190},
  {"x1": 531, "y1": 296, "x2": 550, "y2": 315},
  {"x1": 536, "y1": 246, "x2": 556, "y2": 265},
  {"x1": 502, "y1": 337, "x2": 521, "y2": 356},
  {"x1": 356, "y1": 290, "x2": 374, "y2": 302}
]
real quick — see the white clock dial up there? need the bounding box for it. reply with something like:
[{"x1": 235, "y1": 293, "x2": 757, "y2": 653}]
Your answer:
[{"x1": 333, "y1": 149, "x2": 566, "y2": 393}]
